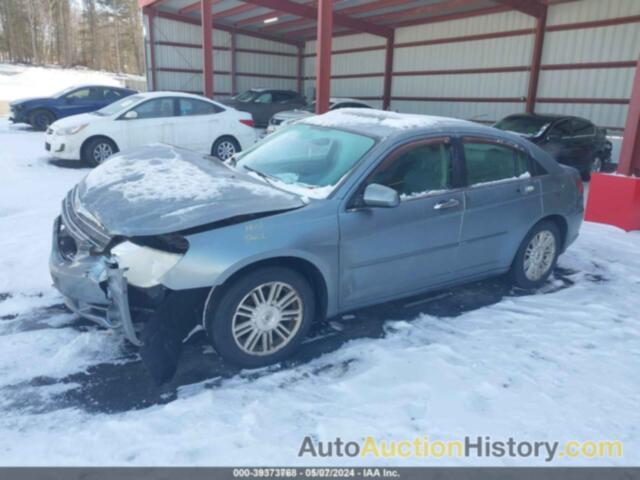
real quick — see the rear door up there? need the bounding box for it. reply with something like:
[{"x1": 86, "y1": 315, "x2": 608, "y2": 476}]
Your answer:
[
  {"x1": 456, "y1": 136, "x2": 542, "y2": 277},
  {"x1": 338, "y1": 137, "x2": 464, "y2": 308},
  {"x1": 175, "y1": 97, "x2": 224, "y2": 153}
]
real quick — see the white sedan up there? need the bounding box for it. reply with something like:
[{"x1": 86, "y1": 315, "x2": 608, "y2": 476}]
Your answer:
[{"x1": 45, "y1": 91, "x2": 258, "y2": 166}]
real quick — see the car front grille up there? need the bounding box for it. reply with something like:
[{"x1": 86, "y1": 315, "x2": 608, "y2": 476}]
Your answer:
[
  {"x1": 47, "y1": 128, "x2": 54, "y2": 135},
  {"x1": 61, "y1": 187, "x2": 111, "y2": 252}
]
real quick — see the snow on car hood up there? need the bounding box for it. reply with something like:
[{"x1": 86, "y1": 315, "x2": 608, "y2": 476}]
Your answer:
[{"x1": 76, "y1": 145, "x2": 306, "y2": 236}]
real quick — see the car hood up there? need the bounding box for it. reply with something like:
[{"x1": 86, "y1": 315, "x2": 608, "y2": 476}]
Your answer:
[
  {"x1": 273, "y1": 110, "x2": 314, "y2": 122},
  {"x1": 76, "y1": 144, "x2": 306, "y2": 237},
  {"x1": 10, "y1": 97, "x2": 50, "y2": 107},
  {"x1": 51, "y1": 113, "x2": 97, "y2": 129}
]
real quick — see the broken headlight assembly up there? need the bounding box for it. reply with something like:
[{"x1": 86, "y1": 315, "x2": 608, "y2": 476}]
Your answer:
[{"x1": 110, "y1": 234, "x2": 189, "y2": 288}]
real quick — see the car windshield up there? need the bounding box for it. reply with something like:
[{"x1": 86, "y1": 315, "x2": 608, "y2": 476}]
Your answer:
[
  {"x1": 494, "y1": 116, "x2": 551, "y2": 136},
  {"x1": 93, "y1": 94, "x2": 144, "y2": 116},
  {"x1": 235, "y1": 124, "x2": 376, "y2": 198},
  {"x1": 53, "y1": 86, "x2": 79, "y2": 98},
  {"x1": 234, "y1": 91, "x2": 259, "y2": 103}
]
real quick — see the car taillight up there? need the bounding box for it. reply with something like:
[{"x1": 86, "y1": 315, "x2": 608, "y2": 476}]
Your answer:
[
  {"x1": 576, "y1": 176, "x2": 584, "y2": 195},
  {"x1": 239, "y1": 119, "x2": 254, "y2": 127}
]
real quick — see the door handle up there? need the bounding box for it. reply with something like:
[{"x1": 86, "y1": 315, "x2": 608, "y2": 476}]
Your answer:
[
  {"x1": 520, "y1": 185, "x2": 536, "y2": 195},
  {"x1": 433, "y1": 198, "x2": 460, "y2": 210}
]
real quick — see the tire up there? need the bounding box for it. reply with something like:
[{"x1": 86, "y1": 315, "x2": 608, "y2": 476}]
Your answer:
[
  {"x1": 510, "y1": 220, "x2": 561, "y2": 290},
  {"x1": 29, "y1": 109, "x2": 55, "y2": 131},
  {"x1": 82, "y1": 137, "x2": 118, "y2": 167},
  {"x1": 211, "y1": 136, "x2": 240, "y2": 161},
  {"x1": 205, "y1": 267, "x2": 315, "y2": 368}
]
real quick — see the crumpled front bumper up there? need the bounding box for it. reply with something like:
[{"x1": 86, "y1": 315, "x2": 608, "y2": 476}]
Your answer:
[{"x1": 50, "y1": 218, "x2": 143, "y2": 345}]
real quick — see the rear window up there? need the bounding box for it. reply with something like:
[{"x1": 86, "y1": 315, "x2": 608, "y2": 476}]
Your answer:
[
  {"x1": 462, "y1": 139, "x2": 530, "y2": 186},
  {"x1": 494, "y1": 116, "x2": 551, "y2": 136}
]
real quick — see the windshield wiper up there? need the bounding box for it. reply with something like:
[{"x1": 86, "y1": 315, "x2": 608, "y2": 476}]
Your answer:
[{"x1": 242, "y1": 165, "x2": 277, "y2": 187}]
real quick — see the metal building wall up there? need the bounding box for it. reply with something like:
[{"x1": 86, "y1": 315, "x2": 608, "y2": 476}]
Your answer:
[
  {"x1": 537, "y1": 0, "x2": 640, "y2": 130},
  {"x1": 390, "y1": 10, "x2": 535, "y2": 122},
  {"x1": 304, "y1": 34, "x2": 387, "y2": 109},
  {"x1": 148, "y1": 15, "x2": 298, "y2": 97}
]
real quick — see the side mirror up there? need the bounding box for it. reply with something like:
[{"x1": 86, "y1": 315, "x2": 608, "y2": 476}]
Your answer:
[
  {"x1": 363, "y1": 183, "x2": 400, "y2": 208},
  {"x1": 123, "y1": 110, "x2": 138, "y2": 120}
]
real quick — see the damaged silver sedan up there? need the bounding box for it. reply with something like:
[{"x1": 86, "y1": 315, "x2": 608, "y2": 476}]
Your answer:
[{"x1": 50, "y1": 110, "x2": 584, "y2": 380}]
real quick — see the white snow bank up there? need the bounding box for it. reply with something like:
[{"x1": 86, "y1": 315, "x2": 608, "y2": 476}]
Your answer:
[{"x1": 0, "y1": 63, "x2": 144, "y2": 102}]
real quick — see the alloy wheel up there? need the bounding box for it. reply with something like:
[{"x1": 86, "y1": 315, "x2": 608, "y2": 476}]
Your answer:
[
  {"x1": 217, "y1": 140, "x2": 237, "y2": 160},
  {"x1": 523, "y1": 230, "x2": 556, "y2": 281},
  {"x1": 93, "y1": 143, "x2": 113, "y2": 164},
  {"x1": 231, "y1": 281, "x2": 303, "y2": 356}
]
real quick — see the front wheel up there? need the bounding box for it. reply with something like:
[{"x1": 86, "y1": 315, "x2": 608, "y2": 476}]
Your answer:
[
  {"x1": 29, "y1": 109, "x2": 55, "y2": 131},
  {"x1": 205, "y1": 267, "x2": 315, "y2": 367},
  {"x1": 510, "y1": 221, "x2": 561, "y2": 290},
  {"x1": 82, "y1": 137, "x2": 118, "y2": 167},
  {"x1": 212, "y1": 136, "x2": 240, "y2": 161}
]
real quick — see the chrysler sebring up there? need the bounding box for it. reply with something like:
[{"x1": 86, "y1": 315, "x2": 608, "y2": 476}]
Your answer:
[{"x1": 50, "y1": 109, "x2": 584, "y2": 378}]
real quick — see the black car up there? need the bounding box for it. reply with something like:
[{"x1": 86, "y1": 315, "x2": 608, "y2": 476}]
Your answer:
[
  {"x1": 219, "y1": 88, "x2": 306, "y2": 128},
  {"x1": 494, "y1": 113, "x2": 612, "y2": 180}
]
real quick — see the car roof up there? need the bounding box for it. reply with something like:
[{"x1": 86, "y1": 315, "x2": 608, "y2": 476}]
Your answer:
[
  {"x1": 64, "y1": 84, "x2": 132, "y2": 90},
  {"x1": 134, "y1": 91, "x2": 215, "y2": 101},
  {"x1": 503, "y1": 112, "x2": 590, "y2": 123},
  {"x1": 248, "y1": 88, "x2": 298, "y2": 94},
  {"x1": 301, "y1": 108, "x2": 483, "y2": 138},
  {"x1": 330, "y1": 98, "x2": 370, "y2": 104}
]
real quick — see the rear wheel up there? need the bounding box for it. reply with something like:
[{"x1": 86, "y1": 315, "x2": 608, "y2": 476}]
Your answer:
[
  {"x1": 82, "y1": 137, "x2": 118, "y2": 167},
  {"x1": 29, "y1": 109, "x2": 55, "y2": 131},
  {"x1": 204, "y1": 267, "x2": 315, "y2": 367},
  {"x1": 211, "y1": 136, "x2": 240, "y2": 161},
  {"x1": 510, "y1": 221, "x2": 560, "y2": 290}
]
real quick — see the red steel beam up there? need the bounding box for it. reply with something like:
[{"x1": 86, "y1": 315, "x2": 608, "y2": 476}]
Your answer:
[
  {"x1": 138, "y1": 0, "x2": 164, "y2": 6},
  {"x1": 493, "y1": 0, "x2": 545, "y2": 17},
  {"x1": 382, "y1": 32, "x2": 394, "y2": 110},
  {"x1": 241, "y1": 0, "x2": 392, "y2": 37},
  {"x1": 618, "y1": 56, "x2": 640, "y2": 176},
  {"x1": 230, "y1": 32, "x2": 237, "y2": 95},
  {"x1": 315, "y1": 0, "x2": 333, "y2": 114},
  {"x1": 181, "y1": 2, "x2": 257, "y2": 18},
  {"x1": 360, "y1": 0, "x2": 486, "y2": 25},
  {"x1": 526, "y1": 4, "x2": 547, "y2": 113},
  {"x1": 143, "y1": 7, "x2": 157, "y2": 91},
  {"x1": 201, "y1": 0, "x2": 214, "y2": 98},
  {"x1": 297, "y1": 45, "x2": 304, "y2": 95}
]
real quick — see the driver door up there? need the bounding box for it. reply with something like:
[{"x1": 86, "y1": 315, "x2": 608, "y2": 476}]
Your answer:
[
  {"x1": 338, "y1": 138, "x2": 464, "y2": 308},
  {"x1": 121, "y1": 97, "x2": 177, "y2": 151},
  {"x1": 58, "y1": 87, "x2": 100, "y2": 116}
]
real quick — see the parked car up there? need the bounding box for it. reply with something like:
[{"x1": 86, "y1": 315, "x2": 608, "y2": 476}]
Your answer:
[
  {"x1": 267, "y1": 98, "x2": 373, "y2": 134},
  {"x1": 50, "y1": 109, "x2": 583, "y2": 378},
  {"x1": 219, "y1": 88, "x2": 306, "y2": 128},
  {"x1": 9, "y1": 85, "x2": 137, "y2": 131},
  {"x1": 45, "y1": 91, "x2": 257, "y2": 166},
  {"x1": 493, "y1": 113, "x2": 612, "y2": 180}
]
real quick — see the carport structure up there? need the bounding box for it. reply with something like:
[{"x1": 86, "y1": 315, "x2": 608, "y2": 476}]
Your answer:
[{"x1": 138, "y1": 0, "x2": 640, "y2": 228}]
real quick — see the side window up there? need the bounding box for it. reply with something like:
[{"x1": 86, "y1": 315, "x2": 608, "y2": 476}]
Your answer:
[
  {"x1": 103, "y1": 88, "x2": 124, "y2": 101},
  {"x1": 132, "y1": 98, "x2": 176, "y2": 119},
  {"x1": 178, "y1": 98, "x2": 221, "y2": 116},
  {"x1": 255, "y1": 92, "x2": 273, "y2": 104},
  {"x1": 462, "y1": 139, "x2": 530, "y2": 186},
  {"x1": 272, "y1": 92, "x2": 293, "y2": 103},
  {"x1": 369, "y1": 141, "x2": 453, "y2": 200},
  {"x1": 65, "y1": 88, "x2": 92, "y2": 100},
  {"x1": 570, "y1": 118, "x2": 595, "y2": 136},
  {"x1": 548, "y1": 120, "x2": 572, "y2": 138}
]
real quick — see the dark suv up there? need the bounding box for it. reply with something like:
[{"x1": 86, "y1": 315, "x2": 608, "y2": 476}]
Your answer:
[
  {"x1": 494, "y1": 114, "x2": 612, "y2": 180},
  {"x1": 219, "y1": 89, "x2": 306, "y2": 128}
]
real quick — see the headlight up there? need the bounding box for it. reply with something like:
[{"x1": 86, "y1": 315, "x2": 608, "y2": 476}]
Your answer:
[
  {"x1": 56, "y1": 124, "x2": 88, "y2": 136},
  {"x1": 111, "y1": 241, "x2": 184, "y2": 288}
]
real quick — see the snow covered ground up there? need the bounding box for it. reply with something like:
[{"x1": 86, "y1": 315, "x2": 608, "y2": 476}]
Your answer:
[{"x1": 0, "y1": 117, "x2": 639, "y2": 466}]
